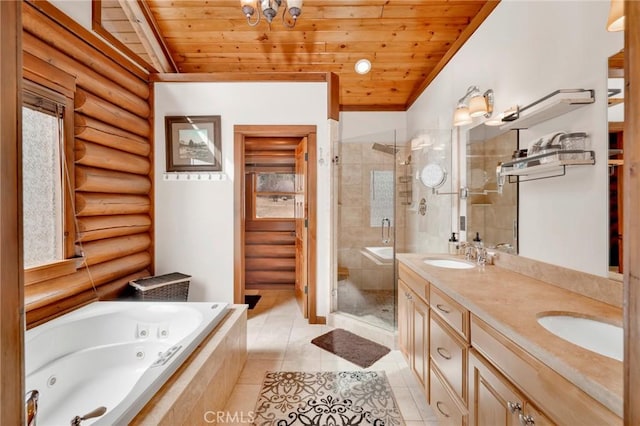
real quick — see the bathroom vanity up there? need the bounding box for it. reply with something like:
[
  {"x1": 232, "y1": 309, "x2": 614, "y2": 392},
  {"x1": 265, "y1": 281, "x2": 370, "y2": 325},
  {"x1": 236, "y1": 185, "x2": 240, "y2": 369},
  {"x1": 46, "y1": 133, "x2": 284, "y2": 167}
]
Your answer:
[{"x1": 397, "y1": 253, "x2": 622, "y2": 426}]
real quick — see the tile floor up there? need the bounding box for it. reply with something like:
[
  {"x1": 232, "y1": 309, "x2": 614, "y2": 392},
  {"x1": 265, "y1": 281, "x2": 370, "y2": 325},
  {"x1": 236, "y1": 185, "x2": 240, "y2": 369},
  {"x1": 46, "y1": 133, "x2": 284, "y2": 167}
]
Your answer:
[
  {"x1": 337, "y1": 280, "x2": 395, "y2": 331},
  {"x1": 220, "y1": 289, "x2": 438, "y2": 425}
]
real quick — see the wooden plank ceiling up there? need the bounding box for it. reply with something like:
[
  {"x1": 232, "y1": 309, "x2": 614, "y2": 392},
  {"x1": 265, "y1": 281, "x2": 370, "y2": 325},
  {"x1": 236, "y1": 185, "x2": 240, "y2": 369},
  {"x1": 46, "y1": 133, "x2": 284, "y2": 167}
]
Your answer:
[{"x1": 143, "y1": 0, "x2": 498, "y2": 111}]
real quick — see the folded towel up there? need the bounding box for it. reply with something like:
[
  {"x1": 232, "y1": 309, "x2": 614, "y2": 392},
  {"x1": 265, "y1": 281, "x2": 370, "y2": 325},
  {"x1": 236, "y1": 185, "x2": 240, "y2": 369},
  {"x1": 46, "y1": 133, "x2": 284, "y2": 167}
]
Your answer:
[{"x1": 526, "y1": 131, "x2": 565, "y2": 155}]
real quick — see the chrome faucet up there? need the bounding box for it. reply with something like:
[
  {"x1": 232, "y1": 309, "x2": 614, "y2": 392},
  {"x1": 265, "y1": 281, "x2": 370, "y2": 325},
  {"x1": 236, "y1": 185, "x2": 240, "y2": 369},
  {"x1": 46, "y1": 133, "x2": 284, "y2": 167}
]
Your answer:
[
  {"x1": 459, "y1": 242, "x2": 476, "y2": 261},
  {"x1": 25, "y1": 390, "x2": 39, "y2": 426},
  {"x1": 476, "y1": 246, "x2": 488, "y2": 266},
  {"x1": 459, "y1": 241, "x2": 490, "y2": 266}
]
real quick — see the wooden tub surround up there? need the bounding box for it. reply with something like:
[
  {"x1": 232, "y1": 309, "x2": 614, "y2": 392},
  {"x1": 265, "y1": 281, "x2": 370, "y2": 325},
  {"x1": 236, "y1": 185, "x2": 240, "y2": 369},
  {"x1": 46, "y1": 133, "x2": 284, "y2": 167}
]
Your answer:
[{"x1": 397, "y1": 253, "x2": 623, "y2": 426}]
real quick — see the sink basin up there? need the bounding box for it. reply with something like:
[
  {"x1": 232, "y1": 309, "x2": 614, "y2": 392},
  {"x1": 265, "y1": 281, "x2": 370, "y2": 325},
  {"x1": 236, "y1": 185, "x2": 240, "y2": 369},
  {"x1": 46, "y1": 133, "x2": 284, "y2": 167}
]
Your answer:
[
  {"x1": 423, "y1": 258, "x2": 475, "y2": 269},
  {"x1": 537, "y1": 315, "x2": 622, "y2": 361}
]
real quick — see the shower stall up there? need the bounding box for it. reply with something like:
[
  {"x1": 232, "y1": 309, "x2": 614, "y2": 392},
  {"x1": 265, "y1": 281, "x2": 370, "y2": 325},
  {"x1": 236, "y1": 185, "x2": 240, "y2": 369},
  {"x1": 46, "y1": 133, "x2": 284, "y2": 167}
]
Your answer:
[{"x1": 333, "y1": 130, "x2": 410, "y2": 331}]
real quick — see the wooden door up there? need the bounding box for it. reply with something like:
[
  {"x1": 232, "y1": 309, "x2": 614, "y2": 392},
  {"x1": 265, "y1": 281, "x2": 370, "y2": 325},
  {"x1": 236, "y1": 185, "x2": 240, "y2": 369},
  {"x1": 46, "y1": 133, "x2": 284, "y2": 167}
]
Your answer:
[
  {"x1": 468, "y1": 350, "x2": 524, "y2": 426},
  {"x1": 294, "y1": 138, "x2": 308, "y2": 317},
  {"x1": 244, "y1": 173, "x2": 296, "y2": 288}
]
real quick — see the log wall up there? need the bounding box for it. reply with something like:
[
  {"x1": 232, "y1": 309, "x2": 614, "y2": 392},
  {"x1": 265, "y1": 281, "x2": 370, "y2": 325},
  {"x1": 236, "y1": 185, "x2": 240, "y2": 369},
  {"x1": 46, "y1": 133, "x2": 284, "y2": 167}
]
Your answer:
[{"x1": 22, "y1": 2, "x2": 152, "y2": 326}]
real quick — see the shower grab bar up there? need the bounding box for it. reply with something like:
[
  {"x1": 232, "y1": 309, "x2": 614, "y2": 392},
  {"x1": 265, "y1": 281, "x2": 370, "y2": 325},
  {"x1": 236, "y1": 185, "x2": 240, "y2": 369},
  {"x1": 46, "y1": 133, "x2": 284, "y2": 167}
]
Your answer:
[{"x1": 381, "y1": 218, "x2": 391, "y2": 244}]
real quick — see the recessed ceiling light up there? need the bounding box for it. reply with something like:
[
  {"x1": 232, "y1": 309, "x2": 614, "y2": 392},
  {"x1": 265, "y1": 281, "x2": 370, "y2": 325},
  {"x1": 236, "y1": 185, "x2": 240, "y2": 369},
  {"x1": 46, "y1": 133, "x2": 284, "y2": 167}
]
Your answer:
[{"x1": 355, "y1": 59, "x2": 371, "y2": 75}]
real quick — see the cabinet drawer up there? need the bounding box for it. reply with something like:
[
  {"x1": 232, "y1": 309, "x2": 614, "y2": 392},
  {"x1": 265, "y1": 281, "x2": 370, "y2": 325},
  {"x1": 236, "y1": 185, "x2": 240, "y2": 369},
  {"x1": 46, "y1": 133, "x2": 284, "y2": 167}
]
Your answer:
[
  {"x1": 430, "y1": 314, "x2": 468, "y2": 403},
  {"x1": 430, "y1": 286, "x2": 469, "y2": 341},
  {"x1": 399, "y1": 263, "x2": 428, "y2": 301},
  {"x1": 430, "y1": 366, "x2": 466, "y2": 426}
]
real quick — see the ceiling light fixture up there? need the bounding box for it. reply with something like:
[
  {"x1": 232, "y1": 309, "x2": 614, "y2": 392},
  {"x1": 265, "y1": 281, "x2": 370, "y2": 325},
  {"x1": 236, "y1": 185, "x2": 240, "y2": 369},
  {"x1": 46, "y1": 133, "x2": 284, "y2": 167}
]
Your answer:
[
  {"x1": 453, "y1": 86, "x2": 494, "y2": 127},
  {"x1": 606, "y1": 0, "x2": 624, "y2": 32},
  {"x1": 241, "y1": 0, "x2": 302, "y2": 28},
  {"x1": 355, "y1": 58, "x2": 372, "y2": 75}
]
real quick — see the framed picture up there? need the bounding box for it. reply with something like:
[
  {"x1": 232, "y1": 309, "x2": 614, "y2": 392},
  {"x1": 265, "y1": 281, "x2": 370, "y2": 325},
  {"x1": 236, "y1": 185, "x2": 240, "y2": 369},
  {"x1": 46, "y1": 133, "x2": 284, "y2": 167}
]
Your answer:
[{"x1": 165, "y1": 115, "x2": 222, "y2": 172}]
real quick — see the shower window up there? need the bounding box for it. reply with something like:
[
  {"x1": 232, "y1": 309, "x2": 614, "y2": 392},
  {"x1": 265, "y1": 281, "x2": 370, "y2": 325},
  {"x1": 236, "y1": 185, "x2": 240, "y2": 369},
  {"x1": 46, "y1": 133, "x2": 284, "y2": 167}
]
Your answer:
[
  {"x1": 22, "y1": 80, "x2": 75, "y2": 270},
  {"x1": 253, "y1": 173, "x2": 295, "y2": 219},
  {"x1": 370, "y1": 170, "x2": 394, "y2": 227}
]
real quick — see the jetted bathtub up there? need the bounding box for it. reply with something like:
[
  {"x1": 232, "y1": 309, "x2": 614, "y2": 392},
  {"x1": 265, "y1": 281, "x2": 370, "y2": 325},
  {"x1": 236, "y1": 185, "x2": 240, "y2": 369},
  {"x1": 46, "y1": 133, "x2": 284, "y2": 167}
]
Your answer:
[{"x1": 25, "y1": 301, "x2": 229, "y2": 426}]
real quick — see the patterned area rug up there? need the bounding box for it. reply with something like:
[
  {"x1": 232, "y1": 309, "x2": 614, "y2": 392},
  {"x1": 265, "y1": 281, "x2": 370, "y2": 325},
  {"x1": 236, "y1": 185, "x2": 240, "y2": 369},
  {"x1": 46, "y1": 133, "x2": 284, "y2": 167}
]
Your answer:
[{"x1": 253, "y1": 371, "x2": 404, "y2": 426}]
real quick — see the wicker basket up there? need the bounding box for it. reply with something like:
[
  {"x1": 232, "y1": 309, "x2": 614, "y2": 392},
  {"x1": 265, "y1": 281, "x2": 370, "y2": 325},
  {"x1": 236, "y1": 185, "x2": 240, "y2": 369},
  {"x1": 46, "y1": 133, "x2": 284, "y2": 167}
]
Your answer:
[{"x1": 129, "y1": 272, "x2": 191, "y2": 301}]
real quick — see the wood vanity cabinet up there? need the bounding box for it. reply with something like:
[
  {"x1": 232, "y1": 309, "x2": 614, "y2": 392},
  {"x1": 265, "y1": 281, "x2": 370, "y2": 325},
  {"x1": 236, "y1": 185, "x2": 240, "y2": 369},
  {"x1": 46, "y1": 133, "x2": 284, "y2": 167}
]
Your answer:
[
  {"x1": 397, "y1": 260, "x2": 622, "y2": 426},
  {"x1": 429, "y1": 285, "x2": 470, "y2": 426},
  {"x1": 468, "y1": 348, "x2": 554, "y2": 426},
  {"x1": 398, "y1": 264, "x2": 430, "y2": 395},
  {"x1": 471, "y1": 315, "x2": 620, "y2": 426}
]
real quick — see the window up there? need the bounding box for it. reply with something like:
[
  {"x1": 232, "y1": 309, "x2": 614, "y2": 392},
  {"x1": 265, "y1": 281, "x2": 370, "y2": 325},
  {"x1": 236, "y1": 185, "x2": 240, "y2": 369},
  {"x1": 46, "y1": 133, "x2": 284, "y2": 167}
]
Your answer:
[
  {"x1": 22, "y1": 82, "x2": 73, "y2": 269},
  {"x1": 254, "y1": 173, "x2": 296, "y2": 219},
  {"x1": 370, "y1": 170, "x2": 394, "y2": 227}
]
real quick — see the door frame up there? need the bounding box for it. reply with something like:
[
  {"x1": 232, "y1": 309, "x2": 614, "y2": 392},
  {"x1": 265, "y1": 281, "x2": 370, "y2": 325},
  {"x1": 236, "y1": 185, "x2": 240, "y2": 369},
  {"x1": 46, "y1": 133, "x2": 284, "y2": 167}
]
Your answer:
[
  {"x1": 234, "y1": 125, "x2": 319, "y2": 323},
  {"x1": 0, "y1": 2, "x2": 24, "y2": 424}
]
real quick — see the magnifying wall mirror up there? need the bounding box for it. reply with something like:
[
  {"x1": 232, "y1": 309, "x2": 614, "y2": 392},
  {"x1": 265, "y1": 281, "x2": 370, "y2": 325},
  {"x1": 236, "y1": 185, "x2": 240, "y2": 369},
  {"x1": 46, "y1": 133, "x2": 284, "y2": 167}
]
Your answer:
[{"x1": 419, "y1": 163, "x2": 447, "y2": 188}]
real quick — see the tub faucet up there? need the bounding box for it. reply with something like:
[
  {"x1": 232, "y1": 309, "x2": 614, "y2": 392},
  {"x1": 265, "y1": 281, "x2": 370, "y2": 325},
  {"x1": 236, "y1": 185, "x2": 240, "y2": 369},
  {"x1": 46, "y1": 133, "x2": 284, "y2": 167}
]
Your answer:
[
  {"x1": 25, "y1": 390, "x2": 39, "y2": 426},
  {"x1": 70, "y1": 406, "x2": 107, "y2": 426}
]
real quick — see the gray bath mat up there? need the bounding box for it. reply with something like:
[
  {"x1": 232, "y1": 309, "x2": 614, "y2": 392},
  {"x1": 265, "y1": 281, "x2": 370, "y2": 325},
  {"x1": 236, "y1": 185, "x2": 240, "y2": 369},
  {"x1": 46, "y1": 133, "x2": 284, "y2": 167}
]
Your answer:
[{"x1": 311, "y1": 328, "x2": 391, "y2": 368}]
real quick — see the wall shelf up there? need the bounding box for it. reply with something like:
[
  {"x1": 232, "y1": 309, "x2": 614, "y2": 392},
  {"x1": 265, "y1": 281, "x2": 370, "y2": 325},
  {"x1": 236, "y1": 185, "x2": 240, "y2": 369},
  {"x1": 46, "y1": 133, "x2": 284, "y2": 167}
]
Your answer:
[
  {"x1": 499, "y1": 150, "x2": 595, "y2": 183},
  {"x1": 500, "y1": 89, "x2": 595, "y2": 130}
]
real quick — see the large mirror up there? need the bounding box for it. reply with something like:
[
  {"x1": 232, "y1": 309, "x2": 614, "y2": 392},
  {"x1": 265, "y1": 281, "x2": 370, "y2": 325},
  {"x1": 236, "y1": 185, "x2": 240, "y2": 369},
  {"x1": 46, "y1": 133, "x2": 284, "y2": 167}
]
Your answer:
[
  {"x1": 608, "y1": 50, "x2": 624, "y2": 276},
  {"x1": 466, "y1": 126, "x2": 519, "y2": 252}
]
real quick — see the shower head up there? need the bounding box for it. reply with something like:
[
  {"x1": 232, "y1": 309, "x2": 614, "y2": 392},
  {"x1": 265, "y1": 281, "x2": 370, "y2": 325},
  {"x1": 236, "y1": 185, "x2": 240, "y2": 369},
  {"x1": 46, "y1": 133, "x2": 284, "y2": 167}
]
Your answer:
[{"x1": 371, "y1": 143, "x2": 398, "y2": 156}]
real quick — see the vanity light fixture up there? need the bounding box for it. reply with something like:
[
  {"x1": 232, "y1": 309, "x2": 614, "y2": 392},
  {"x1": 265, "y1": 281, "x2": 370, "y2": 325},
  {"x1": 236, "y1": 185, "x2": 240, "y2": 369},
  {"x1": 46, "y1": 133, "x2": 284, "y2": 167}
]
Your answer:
[
  {"x1": 355, "y1": 58, "x2": 372, "y2": 75},
  {"x1": 606, "y1": 0, "x2": 624, "y2": 32},
  {"x1": 241, "y1": 0, "x2": 302, "y2": 28},
  {"x1": 453, "y1": 86, "x2": 494, "y2": 126}
]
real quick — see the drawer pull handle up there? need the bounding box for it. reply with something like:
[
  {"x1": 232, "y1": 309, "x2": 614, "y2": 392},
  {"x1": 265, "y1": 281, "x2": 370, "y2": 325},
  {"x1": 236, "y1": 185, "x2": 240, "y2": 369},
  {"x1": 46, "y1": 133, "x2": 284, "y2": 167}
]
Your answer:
[
  {"x1": 435, "y1": 401, "x2": 450, "y2": 418},
  {"x1": 436, "y1": 347, "x2": 452, "y2": 360},
  {"x1": 435, "y1": 304, "x2": 451, "y2": 314},
  {"x1": 507, "y1": 401, "x2": 522, "y2": 414},
  {"x1": 519, "y1": 414, "x2": 535, "y2": 425}
]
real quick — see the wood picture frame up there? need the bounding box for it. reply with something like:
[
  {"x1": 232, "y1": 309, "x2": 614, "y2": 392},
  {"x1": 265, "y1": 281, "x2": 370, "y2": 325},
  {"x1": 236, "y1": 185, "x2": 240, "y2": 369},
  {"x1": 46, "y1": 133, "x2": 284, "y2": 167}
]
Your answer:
[{"x1": 165, "y1": 115, "x2": 222, "y2": 172}]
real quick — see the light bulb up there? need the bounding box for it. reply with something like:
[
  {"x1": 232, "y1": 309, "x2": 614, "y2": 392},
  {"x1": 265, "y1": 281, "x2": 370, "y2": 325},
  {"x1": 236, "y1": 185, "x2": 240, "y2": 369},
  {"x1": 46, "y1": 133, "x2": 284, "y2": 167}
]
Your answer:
[
  {"x1": 453, "y1": 106, "x2": 472, "y2": 126},
  {"x1": 469, "y1": 94, "x2": 488, "y2": 117}
]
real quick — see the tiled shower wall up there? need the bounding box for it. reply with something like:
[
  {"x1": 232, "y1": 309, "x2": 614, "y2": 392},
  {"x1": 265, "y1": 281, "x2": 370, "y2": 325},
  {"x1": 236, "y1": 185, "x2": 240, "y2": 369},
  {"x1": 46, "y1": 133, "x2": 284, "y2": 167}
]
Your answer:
[{"x1": 337, "y1": 142, "x2": 408, "y2": 291}]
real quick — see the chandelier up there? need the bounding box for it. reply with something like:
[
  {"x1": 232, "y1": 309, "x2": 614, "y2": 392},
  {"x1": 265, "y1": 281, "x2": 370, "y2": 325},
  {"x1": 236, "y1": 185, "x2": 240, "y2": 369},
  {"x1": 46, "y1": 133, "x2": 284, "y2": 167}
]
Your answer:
[{"x1": 241, "y1": 0, "x2": 303, "y2": 28}]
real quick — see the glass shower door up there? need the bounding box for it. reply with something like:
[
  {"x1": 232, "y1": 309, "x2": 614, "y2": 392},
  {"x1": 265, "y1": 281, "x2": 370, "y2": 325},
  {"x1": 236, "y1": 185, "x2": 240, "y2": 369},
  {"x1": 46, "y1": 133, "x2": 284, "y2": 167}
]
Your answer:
[{"x1": 335, "y1": 130, "x2": 403, "y2": 331}]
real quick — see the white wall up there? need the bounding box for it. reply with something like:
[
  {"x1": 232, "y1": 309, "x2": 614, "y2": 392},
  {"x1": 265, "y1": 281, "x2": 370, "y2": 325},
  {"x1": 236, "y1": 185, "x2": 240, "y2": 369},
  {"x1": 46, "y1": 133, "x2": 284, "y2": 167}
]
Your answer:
[
  {"x1": 154, "y1": 82, "x2": 330, "y2": 314},
  {"x1": 338, "y1": 112, "x2": 406, "y2": 142},
  {"x1": 406, "y1": 0, "x2": 623, "y2": 276}
]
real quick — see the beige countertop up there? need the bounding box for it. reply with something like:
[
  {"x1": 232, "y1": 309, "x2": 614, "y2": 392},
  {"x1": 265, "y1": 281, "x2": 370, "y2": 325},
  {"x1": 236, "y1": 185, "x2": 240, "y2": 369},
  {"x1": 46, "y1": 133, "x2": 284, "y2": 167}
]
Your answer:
[{"x1": 397, "y1": 253, "x2": 623, "y2": 417}]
